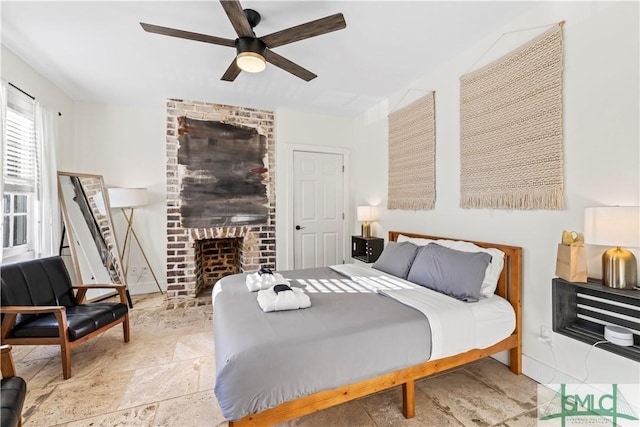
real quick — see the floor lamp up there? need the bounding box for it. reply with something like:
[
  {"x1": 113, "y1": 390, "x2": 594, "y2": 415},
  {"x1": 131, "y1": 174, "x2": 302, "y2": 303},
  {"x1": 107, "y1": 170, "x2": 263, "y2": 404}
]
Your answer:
[{"x1": 108, "y1": 188, "x2": 163, "y2": 294}]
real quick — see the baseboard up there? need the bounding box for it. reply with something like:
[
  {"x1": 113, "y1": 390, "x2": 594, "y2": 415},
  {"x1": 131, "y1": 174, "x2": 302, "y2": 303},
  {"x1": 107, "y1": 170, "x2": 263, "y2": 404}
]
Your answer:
[
  {"x1": 521, "y1": 354, "x2": 640, "y2": 417},
  {"x1": 128, "y1": 281, "x2": 165, "y2": 295},
  {"x1": 490, "y1": 350, "x2": 509, "y2": 365},
  {"x1": 521, "y1": 353, "x2": 578, "y2": 386},
  {"x1": 490, "y1": 351, "x2": 577, "y2": 386}
]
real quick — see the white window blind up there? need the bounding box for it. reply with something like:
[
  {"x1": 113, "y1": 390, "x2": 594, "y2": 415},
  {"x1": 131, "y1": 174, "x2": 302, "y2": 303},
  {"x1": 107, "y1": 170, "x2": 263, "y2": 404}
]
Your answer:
[
  {"x1": 2, "y1": 84, "x2": 37, "y2": 255},
  {"x1": 4, "y1": 85, "x2": 37, "y2": 193}
]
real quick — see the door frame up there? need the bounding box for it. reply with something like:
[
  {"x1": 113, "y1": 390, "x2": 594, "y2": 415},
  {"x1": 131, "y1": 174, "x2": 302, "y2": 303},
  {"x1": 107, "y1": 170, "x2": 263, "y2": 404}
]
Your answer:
[{"x1": 280, "y1": 144, "x2": 350, "y2": 270}]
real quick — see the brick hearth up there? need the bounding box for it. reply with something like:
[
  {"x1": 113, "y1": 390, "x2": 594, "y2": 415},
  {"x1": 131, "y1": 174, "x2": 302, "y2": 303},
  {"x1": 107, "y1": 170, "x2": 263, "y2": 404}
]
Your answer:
[{"x1": 165, "y1": 99, "x2": 276, "y2": 307}]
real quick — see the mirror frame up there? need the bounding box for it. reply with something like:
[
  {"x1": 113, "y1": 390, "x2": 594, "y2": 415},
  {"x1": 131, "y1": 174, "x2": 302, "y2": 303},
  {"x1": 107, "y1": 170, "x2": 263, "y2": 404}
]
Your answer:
[{"x1": 57, "y1": 171, "x2": 128, "y2": 302}]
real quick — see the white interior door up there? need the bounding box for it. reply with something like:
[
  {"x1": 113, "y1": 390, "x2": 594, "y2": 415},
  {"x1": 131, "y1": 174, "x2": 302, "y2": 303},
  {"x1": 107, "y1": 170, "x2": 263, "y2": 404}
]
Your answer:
[{"x1": 293, "y1": 151, "x2": 344, "y2": 269}]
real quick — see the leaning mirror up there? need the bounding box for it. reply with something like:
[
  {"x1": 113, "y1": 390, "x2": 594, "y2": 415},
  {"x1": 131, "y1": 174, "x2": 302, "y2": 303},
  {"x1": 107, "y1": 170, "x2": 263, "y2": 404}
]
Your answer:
[{"x1": 57, "y1": 171, "x2": 129, "y2": 304}]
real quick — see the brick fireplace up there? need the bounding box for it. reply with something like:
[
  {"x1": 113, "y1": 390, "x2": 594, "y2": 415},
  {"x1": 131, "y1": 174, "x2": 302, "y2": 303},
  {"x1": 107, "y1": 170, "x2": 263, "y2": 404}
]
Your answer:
[{"x1": 165, "y1": 99, "x2": 275, "y2": 307}]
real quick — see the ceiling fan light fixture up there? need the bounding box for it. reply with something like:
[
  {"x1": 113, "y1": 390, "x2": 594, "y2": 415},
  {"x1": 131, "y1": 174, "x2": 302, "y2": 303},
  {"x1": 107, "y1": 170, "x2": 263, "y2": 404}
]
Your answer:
[
  {"x1": 237, "y1": 52, "x2": 266, "y2": 73},
  {"x1": 236, "y1": 37, "x2": 266, "y2": 73}
]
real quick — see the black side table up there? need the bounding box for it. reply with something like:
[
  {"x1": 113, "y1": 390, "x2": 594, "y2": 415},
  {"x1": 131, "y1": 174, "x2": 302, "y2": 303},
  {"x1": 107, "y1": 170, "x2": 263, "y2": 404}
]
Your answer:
[{"x1": 351, "y1": 236, "x2": 384, "y2": 263}]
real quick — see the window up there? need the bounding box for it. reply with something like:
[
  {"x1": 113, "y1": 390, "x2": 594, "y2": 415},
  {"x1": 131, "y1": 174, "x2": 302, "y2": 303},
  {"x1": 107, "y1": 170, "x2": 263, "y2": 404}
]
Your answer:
[{"x1": 2, "y1": 84, "x2": 37, "y2": 259}]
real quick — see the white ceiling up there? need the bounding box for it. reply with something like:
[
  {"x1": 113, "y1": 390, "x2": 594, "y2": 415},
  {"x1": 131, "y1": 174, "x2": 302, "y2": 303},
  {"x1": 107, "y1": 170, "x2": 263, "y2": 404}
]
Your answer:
[{"x1": 1, "y1": 1, "x2": 537, "y2": 117}]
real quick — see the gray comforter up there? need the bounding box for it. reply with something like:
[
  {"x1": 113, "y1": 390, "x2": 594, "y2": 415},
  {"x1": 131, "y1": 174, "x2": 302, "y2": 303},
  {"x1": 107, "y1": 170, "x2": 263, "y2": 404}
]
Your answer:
[{"x1": 213, "y1": 267, "x2": 431, "y2": 421}]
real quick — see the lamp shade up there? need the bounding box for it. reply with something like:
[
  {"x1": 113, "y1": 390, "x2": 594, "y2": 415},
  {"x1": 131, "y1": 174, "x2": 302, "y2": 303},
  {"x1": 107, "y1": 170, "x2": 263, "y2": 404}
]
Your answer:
[
  {"x1": 584, "y1": 206, "x2": 640, "y2": 248},
  {"x1": 108, "y1": 188, "x2": 148, "y2": 209},
  {"x1": 357, "y1": 206, "x2": 379, "y2": 222}
]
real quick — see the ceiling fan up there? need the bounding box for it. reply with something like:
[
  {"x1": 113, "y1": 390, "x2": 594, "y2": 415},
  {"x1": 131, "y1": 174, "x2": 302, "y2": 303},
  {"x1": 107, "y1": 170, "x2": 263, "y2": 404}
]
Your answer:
[{"x1": 140, "y1": 0, "x2": 346, "y2": 82}]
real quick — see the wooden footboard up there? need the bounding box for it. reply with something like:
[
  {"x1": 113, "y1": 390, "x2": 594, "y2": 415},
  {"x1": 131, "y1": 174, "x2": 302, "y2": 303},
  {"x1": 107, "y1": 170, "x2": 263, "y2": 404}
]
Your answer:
[
  {"x1": 228, "y1": 231, "x2": 522, "y2": 427},
  {"x1": 229, "y1": 336, "x2": 520, "y2": 426}
]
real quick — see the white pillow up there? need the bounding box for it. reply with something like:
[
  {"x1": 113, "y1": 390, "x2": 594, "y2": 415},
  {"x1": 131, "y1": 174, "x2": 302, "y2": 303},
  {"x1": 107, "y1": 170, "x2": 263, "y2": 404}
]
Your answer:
[
  {"x1": 397, "y1": 234, "x2": 505, "y2": 297},
  {"x1": 396, "y1": 235, "x2": 436, "y2": 246}
]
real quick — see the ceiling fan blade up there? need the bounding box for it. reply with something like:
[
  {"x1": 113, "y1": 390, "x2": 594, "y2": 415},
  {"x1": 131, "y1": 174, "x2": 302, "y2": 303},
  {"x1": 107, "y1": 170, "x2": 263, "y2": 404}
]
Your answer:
[
  {"x1": 261, "y1": 13, "x2": 346, "y2": 49},
  {"x1": 221, "y1": 59, "x2": 242, "y2": 81},
  {"x1": 264, "y1": 50, "x2": 316, "y2": 82},
  {"x1": 140, "y1": 23, "x2": 235, "y2": 47},
  {"x1": 219, "y1": 0, "x2": 253, "y2": 38}
]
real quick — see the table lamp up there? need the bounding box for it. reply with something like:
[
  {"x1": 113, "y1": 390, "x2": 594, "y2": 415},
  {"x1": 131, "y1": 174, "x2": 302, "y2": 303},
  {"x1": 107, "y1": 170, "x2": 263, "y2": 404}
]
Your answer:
[
  {"x1": 584, "y1": 206, "x2": 640, "y2": 289},
  {"x1": 357, "y1": 206, "x2": 378, "y2": 238}
]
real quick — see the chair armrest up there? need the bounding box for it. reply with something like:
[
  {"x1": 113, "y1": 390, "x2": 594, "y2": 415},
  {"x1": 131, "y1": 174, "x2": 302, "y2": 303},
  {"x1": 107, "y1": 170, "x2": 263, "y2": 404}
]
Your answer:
[
  {"x1": 0, "y1": 305, "x2": 66, "y2": 315},
  {"x1": 72, "y1": 284, "x2": 128, "y2": 305},
  {"x1": 72, "y1": 284, "x2": 126, "y2": 290},
  {"x1": 1, "y1": 344, "x2": 17, "y2": 377}
]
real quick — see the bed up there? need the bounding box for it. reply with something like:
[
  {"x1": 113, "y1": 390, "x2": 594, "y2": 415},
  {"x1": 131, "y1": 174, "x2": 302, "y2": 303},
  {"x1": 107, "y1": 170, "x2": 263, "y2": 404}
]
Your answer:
[{"x1": 213, "y1": 231, "x2": 522, "y2": 426}]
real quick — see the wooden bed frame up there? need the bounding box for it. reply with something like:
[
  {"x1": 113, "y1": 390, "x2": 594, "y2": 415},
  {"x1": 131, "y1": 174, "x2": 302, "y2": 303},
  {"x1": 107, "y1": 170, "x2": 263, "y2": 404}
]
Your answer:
[{"x1": 228, "y1": 231, "x2": 522, "y2": 426}]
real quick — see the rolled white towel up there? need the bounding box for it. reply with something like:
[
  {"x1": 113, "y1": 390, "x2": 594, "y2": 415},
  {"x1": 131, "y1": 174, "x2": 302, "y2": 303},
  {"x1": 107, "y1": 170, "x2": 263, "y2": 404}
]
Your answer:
[
  {"x1": 257, "y1": 285, "x2": 311, "y2": 312},
  {"x1": 246, "y1": 272, "x2": 286, "y2": 292}
]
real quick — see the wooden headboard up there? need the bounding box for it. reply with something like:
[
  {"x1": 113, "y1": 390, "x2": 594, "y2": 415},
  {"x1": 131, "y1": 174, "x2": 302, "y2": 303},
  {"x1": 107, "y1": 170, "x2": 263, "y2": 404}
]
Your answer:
[{"x1": 389, "y1": 231, "x2": 523, "y2": 367}]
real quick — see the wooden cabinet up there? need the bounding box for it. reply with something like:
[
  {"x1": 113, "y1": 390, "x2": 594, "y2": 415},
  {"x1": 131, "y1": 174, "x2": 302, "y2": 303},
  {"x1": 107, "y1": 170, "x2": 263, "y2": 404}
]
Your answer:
[
  {"x1": 351, "y1": 236, "x2": 384, "y2": 263},
  {"x1": 552, "y1": 278, "x2": 640, "y2": 361}
]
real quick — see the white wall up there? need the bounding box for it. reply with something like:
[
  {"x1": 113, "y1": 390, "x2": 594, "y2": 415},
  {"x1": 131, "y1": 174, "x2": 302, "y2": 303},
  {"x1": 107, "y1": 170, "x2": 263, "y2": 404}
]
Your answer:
[
  {"x1": 353, "y1": 1, "x2": 639, "y2": 386},
  {"x1": 73, "y1": 102, "x2": 167, "y2": 294},
  {"x1": 1, "y1": 46, "x2": 75, "y2": 170},
  {"x1": 274, "y1": 108, "x2": 355, "y2": 269}
]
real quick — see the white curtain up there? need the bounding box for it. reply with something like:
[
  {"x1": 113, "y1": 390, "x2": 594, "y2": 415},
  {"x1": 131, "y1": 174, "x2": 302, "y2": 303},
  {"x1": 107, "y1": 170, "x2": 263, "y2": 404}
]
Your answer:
[
  {"x1": 34, "y1": 101, "x2": 60, "y2": 257},
  {"x1": 0, "y1": 80, "x2": 7, "y2": 264}
]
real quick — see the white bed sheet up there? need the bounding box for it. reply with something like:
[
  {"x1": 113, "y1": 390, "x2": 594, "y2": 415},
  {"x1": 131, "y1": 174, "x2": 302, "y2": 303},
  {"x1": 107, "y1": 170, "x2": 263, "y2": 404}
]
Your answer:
[
  {"x1": 470, "y1": 294, "x2": 516, "y2": 350},
  {"x1": 330, "y1": 263, "x2": 515, "y2": 359}
]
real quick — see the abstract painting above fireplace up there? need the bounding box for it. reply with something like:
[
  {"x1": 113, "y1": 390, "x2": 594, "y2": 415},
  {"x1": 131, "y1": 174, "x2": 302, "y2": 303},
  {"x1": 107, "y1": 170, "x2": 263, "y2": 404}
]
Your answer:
[{"x1": 178, "y1": 117, "x2": 269, "y2": 228}]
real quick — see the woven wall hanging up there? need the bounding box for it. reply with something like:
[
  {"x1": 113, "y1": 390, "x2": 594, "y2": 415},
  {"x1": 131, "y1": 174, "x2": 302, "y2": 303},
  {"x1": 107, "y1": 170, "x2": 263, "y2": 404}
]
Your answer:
[
  {"x1": 387, "y1": 91, "x2": 436, "y2": 210},
  {"x1": 460, "y1": 24, "x2": 564, "y2": 210}
]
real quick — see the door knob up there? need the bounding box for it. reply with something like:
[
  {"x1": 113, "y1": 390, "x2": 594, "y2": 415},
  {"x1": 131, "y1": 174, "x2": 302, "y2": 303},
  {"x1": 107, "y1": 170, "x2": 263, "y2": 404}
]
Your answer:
[{"x1": 295, "y1": 225, "x2": 305, "y2": 230}]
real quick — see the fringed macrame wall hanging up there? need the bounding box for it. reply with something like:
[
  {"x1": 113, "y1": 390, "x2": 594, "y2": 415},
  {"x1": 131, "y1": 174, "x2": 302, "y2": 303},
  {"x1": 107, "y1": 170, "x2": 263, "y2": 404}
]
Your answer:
[
  {"x1": 460, "y1": 23, "x2": 564, "y2": 210},
  {"x1": 387, "y1": 91, "x2": 436, "y2": 210}
]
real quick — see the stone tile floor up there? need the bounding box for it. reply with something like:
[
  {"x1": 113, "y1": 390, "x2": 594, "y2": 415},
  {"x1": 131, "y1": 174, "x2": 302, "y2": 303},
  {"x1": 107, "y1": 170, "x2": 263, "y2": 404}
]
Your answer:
[{"x1": 10, "y1": 292, "x2": 547, "y2": 426}]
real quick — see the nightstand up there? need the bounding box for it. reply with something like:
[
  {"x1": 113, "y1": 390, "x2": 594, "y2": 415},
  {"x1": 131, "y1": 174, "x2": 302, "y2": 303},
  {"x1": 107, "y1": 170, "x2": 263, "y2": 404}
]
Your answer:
[{"x1": 351, "y1": 236, "x2": 384, "y2": 263}]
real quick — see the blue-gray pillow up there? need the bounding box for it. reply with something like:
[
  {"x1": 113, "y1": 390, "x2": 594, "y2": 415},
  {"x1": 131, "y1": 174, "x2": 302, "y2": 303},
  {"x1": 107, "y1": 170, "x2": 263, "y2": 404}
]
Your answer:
[
  {"x1": 407, "y1": 243, "x2": 491, "y2": 302},
  {"x1": 371, "y1": 241, "x2": 419, "y2": 279}
]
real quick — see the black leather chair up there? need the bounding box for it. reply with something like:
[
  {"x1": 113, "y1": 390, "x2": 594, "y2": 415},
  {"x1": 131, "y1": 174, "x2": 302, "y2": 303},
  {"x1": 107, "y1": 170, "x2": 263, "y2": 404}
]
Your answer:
[
  {"x1": 1, "y1": 256, "x2": 130, "y2": 379},
  {"x1": 1, "y1": 345, "x2": 26, "y2": 427}
]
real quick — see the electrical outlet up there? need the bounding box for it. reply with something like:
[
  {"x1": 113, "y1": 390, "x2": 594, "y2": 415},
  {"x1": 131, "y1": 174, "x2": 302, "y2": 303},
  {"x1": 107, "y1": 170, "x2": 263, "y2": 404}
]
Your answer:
[{"x1": 539, "y1": 325, "x2": 553, "y2": 344}]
